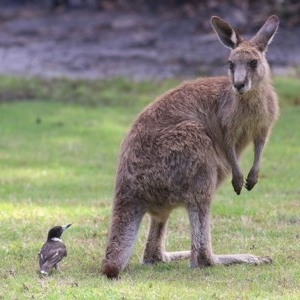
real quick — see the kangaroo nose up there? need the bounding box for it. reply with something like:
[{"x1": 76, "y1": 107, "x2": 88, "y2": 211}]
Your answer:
[{"x1": 234, "y1": 82, "x2": 245, "y2": 92}]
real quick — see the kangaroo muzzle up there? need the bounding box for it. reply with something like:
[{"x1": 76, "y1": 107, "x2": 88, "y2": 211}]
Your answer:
[{"x1": 233, "y1": 67, "x2": 250, "y2": 94}]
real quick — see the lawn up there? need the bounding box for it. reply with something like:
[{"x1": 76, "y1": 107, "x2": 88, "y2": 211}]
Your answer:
[{"x1": 0, "y1": 76, "x2": 299, "y2": 299}]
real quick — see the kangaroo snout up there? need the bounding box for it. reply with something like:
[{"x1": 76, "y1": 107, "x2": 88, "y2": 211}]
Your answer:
[
  {"x1": 232, "y1": 67, "x2": 251, "y2": 94},
  {"x1": 234, "y1": 82, "x2": 246, "y2": 93},
  {"x1": 233, "y1": 80, "x2": 250, "y2": 94}
]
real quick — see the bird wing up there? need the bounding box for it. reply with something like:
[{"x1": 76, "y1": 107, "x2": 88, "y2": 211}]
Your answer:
[{"x1": 39, "y1": 242, "x2": 67, "y2": 271}]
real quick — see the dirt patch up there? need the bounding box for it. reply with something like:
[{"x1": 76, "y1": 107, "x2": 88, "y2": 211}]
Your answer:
[{"x1": 0, "y1": 6, "x2": 299, "y2": 81}]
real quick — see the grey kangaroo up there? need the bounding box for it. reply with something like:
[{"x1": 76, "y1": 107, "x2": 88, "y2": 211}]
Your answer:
[{"x1": 102, "y1": 15, "x2": 279, "y2": 279}]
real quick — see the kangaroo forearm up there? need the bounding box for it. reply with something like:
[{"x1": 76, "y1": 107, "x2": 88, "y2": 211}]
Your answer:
[
  {"x1": 225, "y1": 146, "x2": 244, "y2": 195},
  {"x1": 245, "y1": 135, "x2": 267, "y2": 191}
]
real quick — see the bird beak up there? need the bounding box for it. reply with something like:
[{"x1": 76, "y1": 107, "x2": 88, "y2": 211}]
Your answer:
[{"x1": 62, "y1": 224, "x2": 72, "y2": 231}]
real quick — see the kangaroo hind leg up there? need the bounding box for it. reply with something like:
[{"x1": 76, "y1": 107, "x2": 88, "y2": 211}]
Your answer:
[
  {"x1": 214, "y1": 254, "x2": 272, "y2": 266},
  {"x1": 186, "y1": 202, "x2": 272, "y2": 268},
  {"x1": 102, "y1": 199, "x2": 145, "y2": 279},
  {"x1": 142, "y1": 211, "x2": 190, "y2": 265}
]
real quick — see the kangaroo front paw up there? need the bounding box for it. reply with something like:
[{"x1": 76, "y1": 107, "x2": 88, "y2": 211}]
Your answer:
[
  {"x1": 231, "y1": 174, "x2": 244, "y2": 195},
  {"x1": 245, "y1": 169, "x2": 258, "y2": 191},
  {"x1": 245, "y1": 177, "x2": 257, "y2": 191}
]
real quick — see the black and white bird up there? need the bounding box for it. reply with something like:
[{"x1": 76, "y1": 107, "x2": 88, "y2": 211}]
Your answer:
[{"x1": 38, "y1": 224, "x2": 71, "y2": 275}]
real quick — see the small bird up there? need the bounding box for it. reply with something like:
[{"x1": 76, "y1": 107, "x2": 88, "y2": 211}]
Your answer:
[{"x1": 38, "y1": 224, "x2": 71, "y2": 275}]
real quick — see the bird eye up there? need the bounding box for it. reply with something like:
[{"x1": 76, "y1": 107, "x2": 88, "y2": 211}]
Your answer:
[
  {"x1": 249, "y1": 60, "x2": 258, "y2": 69},
  {"x1": 228, "y1": 61, "x2": 234, "y2": 71}
]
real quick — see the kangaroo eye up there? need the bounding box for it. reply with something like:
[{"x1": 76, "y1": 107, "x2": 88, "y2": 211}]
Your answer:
[
  {"x1": 249, "y1": 60, "x2": 258, "y2": 69},
  {"x1": 228, "y1": 61, "x2": 234, "y2": 71}
]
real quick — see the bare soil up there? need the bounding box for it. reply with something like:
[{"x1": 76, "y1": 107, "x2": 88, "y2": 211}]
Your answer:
[{"x1": 0, "y1": 6, "x2": 299, "y2": 81}]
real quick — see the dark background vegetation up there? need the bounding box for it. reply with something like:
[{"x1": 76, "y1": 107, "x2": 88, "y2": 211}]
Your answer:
[
  {"x1": 0, "y1": 0, "x2": 299, "y2": 80},
  {"x1": 6, "y1": 0, "x2": 300, "y2": 27}
]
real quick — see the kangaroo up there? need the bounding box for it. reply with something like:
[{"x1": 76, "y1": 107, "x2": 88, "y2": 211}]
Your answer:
[{"x1": 101, "y1": 15, "x2": 279, "y2": 279}]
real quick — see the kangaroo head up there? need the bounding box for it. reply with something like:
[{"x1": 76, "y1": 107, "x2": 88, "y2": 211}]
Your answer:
[{"x1": 211, "y1": 15, "x2": 279, "y2": 94}]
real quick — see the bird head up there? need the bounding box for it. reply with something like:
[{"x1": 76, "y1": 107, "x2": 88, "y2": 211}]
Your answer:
[{"x1": 47, "y1": 224, "x2": 72, "y2": 241}]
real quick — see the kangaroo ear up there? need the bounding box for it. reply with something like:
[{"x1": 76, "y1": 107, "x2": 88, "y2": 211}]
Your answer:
[
  {"x1": 251, "y1": 15, "x2": 279, "y2": 52},
  {"x1": 211, "y1": 16, "x2": 242, "y2": 49}
]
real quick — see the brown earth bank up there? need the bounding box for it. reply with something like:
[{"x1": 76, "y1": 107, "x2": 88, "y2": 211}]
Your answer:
[{"x1": 0, "y1": 3, "x2": 299, "y2": 81}]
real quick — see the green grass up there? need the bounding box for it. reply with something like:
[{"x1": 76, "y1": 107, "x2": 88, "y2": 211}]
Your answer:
[{"x1": 0, "y1": 75, "x2": 300, "y2": 299}]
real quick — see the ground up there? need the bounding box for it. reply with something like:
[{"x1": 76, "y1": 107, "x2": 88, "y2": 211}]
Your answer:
[{"x1": 0, "y1": 5, "x2": 299, "y2": 81}]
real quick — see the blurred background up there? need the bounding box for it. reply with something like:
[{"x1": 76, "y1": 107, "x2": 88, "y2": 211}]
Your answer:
[
  {"x1": 1, "y1": 3, "x2": 300, "y2": 298},
  {"x1": 0, "y1": 0, "x2": 299, "y2": 80}
]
